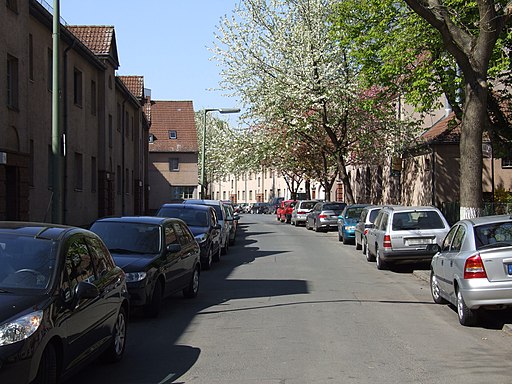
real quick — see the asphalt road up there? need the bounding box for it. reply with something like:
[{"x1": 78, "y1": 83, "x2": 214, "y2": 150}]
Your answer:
[{"x1": 69, "y1": 213, "x2": 512, "y2": 384}]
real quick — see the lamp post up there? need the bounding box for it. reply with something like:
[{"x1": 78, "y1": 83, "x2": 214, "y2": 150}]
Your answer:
[{"x1": 200, "y1": 108, "x2": 240, "y2": 199}]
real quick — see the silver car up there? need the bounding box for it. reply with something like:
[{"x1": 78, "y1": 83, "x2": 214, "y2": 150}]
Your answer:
[
  {"x1": 366, "y1": 205, "x2": 450, "y2": 270},
  {"x1": 306, "y1": 202, "x2": 346, "y2": 232},
  {"x1": 430, "y1": 215, "x2": 512, "y2": 326},
  {"x1": 291, "y1": 200, "x2": 318, "y2": 226}
]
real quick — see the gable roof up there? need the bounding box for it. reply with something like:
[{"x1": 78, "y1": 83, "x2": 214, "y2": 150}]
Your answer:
[
  {"x1": 420, "y1": 112, "x2": 461, "y2": 143},
  {"x1": 67, "y1": 25, "x2": 120, "y2": 69},
  {"x1": 119, "y1": 76, "x2": 144, "y2": 99},
  {"x1": 149, "y1": 101, "x2": 198, "y2": 153}
]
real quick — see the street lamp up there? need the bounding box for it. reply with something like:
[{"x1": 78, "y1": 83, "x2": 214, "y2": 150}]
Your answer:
[{"x1": 200, "y1": 108, "x2": 240, "y2": 199}]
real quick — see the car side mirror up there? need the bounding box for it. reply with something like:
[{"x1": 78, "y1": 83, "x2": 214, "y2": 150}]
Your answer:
[
  {"x1": 167, "y1": 243, "x2": 182, "y2": 253},
  {"x1": 68, "y1": 281, "x2": 100, "y2": 309}
]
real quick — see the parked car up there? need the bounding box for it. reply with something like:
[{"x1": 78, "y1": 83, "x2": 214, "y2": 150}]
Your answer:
[
  {"x1": 430, "y1": 215, "x2": 512, "y2": 326},
  {"x1": 156, "y1": 203, "x2": 221, "y2": 270},
  {"x1": 268, "y1": 197, "x2": 285, "y2": 214},
  {"x1": 222, "y1": 201, "x2": 240, "y2": 245},
  {"x1": 291, "y1": 200, "x2": 318, "y2": 226},
  {"x1": 366, "y1": 206, "x2": 450, "y2": 270},
  {"x1": 90, "y1": 216, "x2": 200, "y2": 318},
  {"x1": 0, "y1": 221, "x2": 129, "y2": 384},
  {"x1": 277, "y1": 200, "x2": 297, "y2": 223},
  {"x1": 306, "y1": 202, "x2": 347, "y2": 232},
  {"x1": 355, "y1": 205, "x2": 384, "y2": 256},
  {"x1": 251, "y1": 202, "x2": 270, "y2": 214},
  {"x1": 184, "y1": 199, "x2": 232, "y2": 255},
  {"x1": 337, "y1": 204, "x2": 370, "y2": 244}
]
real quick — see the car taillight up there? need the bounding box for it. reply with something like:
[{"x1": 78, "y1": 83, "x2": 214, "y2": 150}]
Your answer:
[
  {"x1": 298, "y1": 211, "x2": 306, "y2": 214},
  {"x1": 464, "y1": 254, "x2": 487, "y2": 279},
  {"x1": 319, "y1": 214, "x2": 327, "y2": 219},
  {"x1": 363, "y1": 229, "x2": 369, "y2": 236},
  {"x1": 383, "y1": 235, "x2": 392, "y2": 249}
]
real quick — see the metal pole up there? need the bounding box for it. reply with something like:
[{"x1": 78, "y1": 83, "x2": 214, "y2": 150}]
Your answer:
[
  {"x1": 52, "y1": 0, "x2": 63, "y2": 223},
  {"x1": 200, "y1": 110, "x2": 208, "y2": 199}
]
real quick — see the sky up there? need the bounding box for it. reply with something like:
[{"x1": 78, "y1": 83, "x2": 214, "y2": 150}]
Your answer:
[{"x1": 60, "y1": 0, "x2": 243, "y2": 126}]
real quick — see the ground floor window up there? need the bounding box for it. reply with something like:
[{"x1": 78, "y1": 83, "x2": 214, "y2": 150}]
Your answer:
[{"x1": 172, "y1": 186, "x2": 195, "y2": 200}]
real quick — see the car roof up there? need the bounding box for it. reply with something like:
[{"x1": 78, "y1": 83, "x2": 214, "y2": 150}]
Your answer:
[
  {"x1": 184, "y1": 199, "x2": 222, "y2": 206},
  {"x1": 383, "y1": 205, "x2": 438, "y2": 212},
  {"x1": 462, "y1": 214, "x2": 512, "y2": 226},
  {"x1": 0, "y1": 221, "x2": 78, "y2": 240},
  {"x1": 93, "y1": 216, "x2": 177, "y2": 225},
  {"x1": 159, "y1": 203, "x2": 211, "y2": 212}
]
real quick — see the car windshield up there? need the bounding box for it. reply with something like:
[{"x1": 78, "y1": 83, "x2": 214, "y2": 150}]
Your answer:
[
  {"x1": 0, "y1": 234, "x2": 55, "y2": 290},
  {"x1": 392, "y1": 211, "x2": 445, "y2": 230},
  {"x1": 474, "y1": 222, "x2": 512, "y2": 249},
  {"x1": 345, "y1": 207, "x2": 365, "y2": 219},
  {"x1": 158, "y1": 208, "x2": 208, "y2": 227},
  {"x1": 90, "y1": 222, "x2": 162, "y2": 254}
]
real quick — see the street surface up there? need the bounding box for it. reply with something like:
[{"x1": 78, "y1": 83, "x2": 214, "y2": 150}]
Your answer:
[{"x1": 69, "y1": 214, "x2": 512, "y2": 384}]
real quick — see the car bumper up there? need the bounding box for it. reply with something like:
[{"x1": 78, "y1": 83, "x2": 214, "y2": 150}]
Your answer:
[
  {"x1": 0, "y1": 338, "x2": 38, "y2": 383},
  {"x1": 319, "y1": 219, "x2": 338, "y2": 228},
  {"x1": 459, "y1": 279, "x2": 512, "y2": 309},
  {"x1": 381, "y1": 249, "x2": 436, "y2": 262},
  {"x1": 126, "y1": 280, "x2": 151, "y2": 307}
]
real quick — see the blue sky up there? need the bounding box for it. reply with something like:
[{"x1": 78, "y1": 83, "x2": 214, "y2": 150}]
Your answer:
[{"x1": 60, "y1": 0, "x2": 242, "y2": 126}]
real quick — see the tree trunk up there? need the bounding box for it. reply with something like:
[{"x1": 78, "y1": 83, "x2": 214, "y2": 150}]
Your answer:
[
  {"x1": 459, "y1": 78, "x2": 486, "y2": 219},
  {"x1": 336, "y1": 156, "x2": 354, "y2": 204}
]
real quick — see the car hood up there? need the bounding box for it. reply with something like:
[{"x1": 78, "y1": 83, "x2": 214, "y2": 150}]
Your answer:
[
  {"x1": 188, "y1": 226, "x2": 208, "y2": 236},
  {"x1": 0, "y1": 293, "x2": 49, "y2": 322},
  {"x1": 111, "y1": 253, "x2": 157, "y2": 272}
]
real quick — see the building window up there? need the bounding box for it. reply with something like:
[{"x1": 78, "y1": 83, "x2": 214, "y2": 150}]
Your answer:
[
  {"x1": 171, "y1": 186, "x2": 194, "y2": 200},
  {"x1": 47, "y1": 48, "x2": 52, "y2": 91},
  {"x1": 169, "y1": 158, "x2": 179, "y2": 172},
  {"x1": 91, "y1": 156, "x2": 97, "y2": 193},
  {"x1": 6, "y1": 0, "x2": 18, "y2": 12},
  {"x1": 108, "y1": 74, "x2": 112, "y2": 89},
  {"x1": 73, "y1": 68, "x2": 83, "y2": 106},
  {"x1": 502, "y1": 157, "x2": 512, "y2": 168},
  {"x1": 7, "y1": 54, "x2": 19, "y2": 109},
  {"x1": 74, "y1": 152, "x2": 83, "y2": 191},
  {"x1": 117, "y1": 165, "x2": 122, "y2": 195},
  {"x1": 125, "y1": 168, "x2": 130, "y2": 194},
  {"x1": 91, "y1": 80, "x2": 97, "y2": 115},
  {"x1": 168, "y1": 130, "x2": 177, "y2": 139},
  {"x1": 28, "y1": 34, "x2": 34, "y2": 81},
  {"x1": 117, "y1": 103, "x2": 121, "y2": 131},
  {"x1": 149, "y1": 134, "x2": 155, "y2": 143},
  {"x1": 108, "y1": 114, "x2": 113, "y2": 148}
]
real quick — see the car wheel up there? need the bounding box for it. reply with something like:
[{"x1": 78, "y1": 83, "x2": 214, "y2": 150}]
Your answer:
[
  {"x1": 430, "y1": 271, "x2": 447, "y2": 304},
  {"x1": 456, "y1": 288, "x2": 478, "y2": 326},
  {"x1": 376, "y1": 246, "x2": 388, "y2": 270},
  {"x1": 221, "y1": 238, "x2": 228, "y2": 255},
  {"x1": 33, "y1": 343, "x2": 58, "y2": 384},
  {"x1": 101, "y1": 307, "x2": 127, "y2": 362},
  {"x1": 355, "y1": 236, "x2": 362, "y2": 250},
  {"x1": 183, "y1": 267, "x2": 200, "y2": 298},
  {"x1": 342, "y1": 232, "x2": 350, "y2": 245},
  {"x1": 213, "y1": 243, "x2": 221, "y2": 262},
  {"x1": 144, "y1": 280, "x2": 163, "y2": 318},
  {"x1": 364, "y1": 239, "x2": 375, "y2": 262},
  {"x1": 202, "y1": 248, "x2": 213, "y2": 270},
  {"x1": 306, "y1": 220, "x2": 311, "y2": 230}
]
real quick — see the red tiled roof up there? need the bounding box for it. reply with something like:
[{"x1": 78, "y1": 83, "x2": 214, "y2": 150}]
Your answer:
[
  {"x1": 119, "y1": 76, "x2": 144, "y2": 99},
  {"x1": 421, "y1": 112, "x2": 461, "y2": 143},
  {"x1": 149, "y1": 101, "x2": 198, "y2": 153},
  {"x1": 67, "y1": 25, "x2": 114, "y2": 55}
]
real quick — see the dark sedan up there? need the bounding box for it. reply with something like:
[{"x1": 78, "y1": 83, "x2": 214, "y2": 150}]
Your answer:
[
  {"x1": 156, "y1": 203, "x2": 221, "y2": 270},
  {"x1": 0, "y1": 222, "x2": 129, "y2": 384},
  {"x1": 90, "y1": 216, "x2": 200, "y2": 318}
]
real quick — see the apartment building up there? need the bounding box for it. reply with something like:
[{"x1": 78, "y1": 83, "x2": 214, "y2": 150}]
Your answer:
[{"x1": 0, "y1": 0, "x2": 149, "y2": 226}]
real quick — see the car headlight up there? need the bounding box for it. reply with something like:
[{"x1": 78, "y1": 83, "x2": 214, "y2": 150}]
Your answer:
[
  {"x1": 347, "y1": 226, "x2": 356, "y2": 231},
  {"x1": 195, "y1": 233, "x2": 208, "y2": 243},
  {"x1": 125, "y1": 272, "x2": 147, "y2": 283},
  {"x1": 0, "y1": 310, "x2": 43, "y2": 346}
]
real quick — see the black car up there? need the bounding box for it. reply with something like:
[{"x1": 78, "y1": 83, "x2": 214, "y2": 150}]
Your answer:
[
  {"x1": 90, "y1": 216, "x2": 201, "y2": 318},
  {"x1": 0, "y1": 222, "x2": 129, "y2": 384},
  {"x1": 156, "y1": 203, "x2": 221, "y2": 270}
]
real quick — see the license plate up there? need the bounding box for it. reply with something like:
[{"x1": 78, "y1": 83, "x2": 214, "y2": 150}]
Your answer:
[
  {"x1": 508, "y1": 264, "x2": 512, "y2": 275},
  {"x1": 406, "y1": 238, "x2": 433, "y2": 246}
]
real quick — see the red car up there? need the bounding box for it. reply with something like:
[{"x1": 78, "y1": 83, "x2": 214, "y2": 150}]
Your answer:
[{"x1": 277, "y1": 200, "x2": 297, "y2": 223}]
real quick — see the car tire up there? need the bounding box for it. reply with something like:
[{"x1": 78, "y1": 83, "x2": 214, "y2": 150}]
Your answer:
[
  {"x1": 364, "y1": 239, "x2": 375, "y2": 262},
  {"x1": 183, "y1": 267, "x2": 200, "y2": 298},
  {"x1": 355, "y1": 236, "x2": 362, "y2": 250},
  {"x1": 430, "y1": 271, "x2": 447, "y2": 304},
  {"x1": 342, "y1": 233, "x2": 350, "y2": 245},
  {"x1": 376, "y1": 246, "x2": 388, "y2": 270},
  {"x1": 203, "y1": 248, "x2": 213, "y2": 270},
  {"x1": 306, "y1": 220, "x2": 311, "y2": 230},
  {"x1": 213, "y1": 244, "x2": 221, "y2": 262},
  {"x1": 144, "y1": 280, "x2": 163, "y2": 318},
  {"x1": 34, "y1": 343, "x2": 58, "y2": 384},
  {"x1": 221, "y1": 238, "x2": 228, "y2": 255},
  {"x1": 101, "y1": 307, "x2": 127, "y2": 362},
  {"x1": 456, "y1": 288, "x2": 478, "y2": 326}
]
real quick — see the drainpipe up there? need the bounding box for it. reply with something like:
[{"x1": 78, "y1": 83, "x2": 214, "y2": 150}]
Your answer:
[
  {"x1": 122, "y1": 100, "x2": 126, "y2": 215},
  {"x1": 431, "y1": 146, "x2": 437, "y2": 207}
]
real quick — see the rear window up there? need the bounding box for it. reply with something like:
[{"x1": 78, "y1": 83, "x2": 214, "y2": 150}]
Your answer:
[
  {"x1": 157, "y1": 207, "x2": 208, "y2": 227},
  {"x1": 392, "y1": 211, "x2": 445, "y2": 230},
  {"x1": 474, "y1": 222, "x2": 512, "y2": 249},
  {"x1": 301, "y1": 202, "x2": 316, "y2": 209},
  {"x1": 323, "y1": 203, "x2": 345, "y2": 211}
]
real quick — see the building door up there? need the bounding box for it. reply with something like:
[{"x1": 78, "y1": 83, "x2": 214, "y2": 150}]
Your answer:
[{"x1": 5, "y1": 166, "x2": 19, "y2": 220}]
